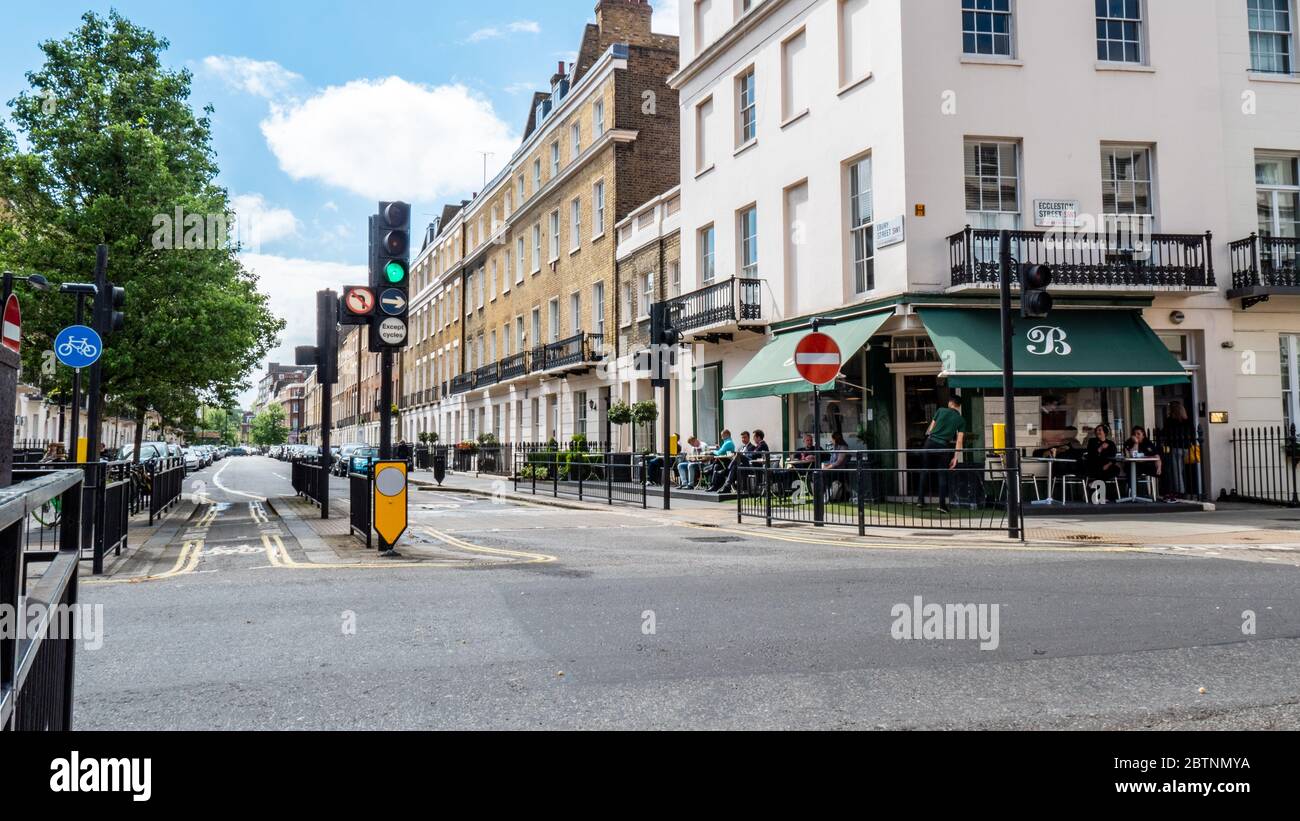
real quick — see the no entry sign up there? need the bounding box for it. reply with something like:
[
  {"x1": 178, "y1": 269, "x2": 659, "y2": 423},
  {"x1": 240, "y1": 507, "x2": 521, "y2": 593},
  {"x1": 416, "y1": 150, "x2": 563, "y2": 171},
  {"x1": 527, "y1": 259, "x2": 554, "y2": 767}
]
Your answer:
[
  {"x1": 794, "y1": 332, "x2": 841, "y2": 386},
  {"x1": 2, "y1": 294, "x2": 20, "y2": 354}
]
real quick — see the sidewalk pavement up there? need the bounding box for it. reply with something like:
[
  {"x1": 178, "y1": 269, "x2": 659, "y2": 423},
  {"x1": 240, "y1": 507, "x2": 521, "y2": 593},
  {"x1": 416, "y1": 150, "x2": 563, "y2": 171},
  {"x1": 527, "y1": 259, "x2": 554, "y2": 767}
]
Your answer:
[{"x1": 401, "y1": 468, "x2": 1300, "y2": 553}]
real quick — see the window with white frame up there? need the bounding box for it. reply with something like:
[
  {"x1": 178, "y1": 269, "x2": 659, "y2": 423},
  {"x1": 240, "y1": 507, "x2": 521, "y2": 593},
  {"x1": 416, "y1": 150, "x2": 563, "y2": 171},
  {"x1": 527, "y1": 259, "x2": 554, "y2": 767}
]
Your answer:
[
  {"x1": 964, "y1": 139, "x2": 1021, "y2": 230},
  {"x1": 533, "y1": 158, "x2": 542, "y2": 190},
  {"x1": 531, "y1": 308, "x2": 541, "y2": 348},
  {"x1": 695, "y1": 97, "x2": 715, "y2": 172},
  {"x1": 1100, "y1": 144, "x2": 1154, "y2": 220},
  {"x1": 517, "y1": 316, "x2": 526, "y2": 353},
  {"x1": 548, "y1": 298, "x2": 560, "y2": 343},
  {"x1": 571, "y1": 123, "x2": 581, "y2": 156},
  {"x1": 502, "y1": 323, "x2": 511, "y2": 356},
  {"x1": 1249, "y1": 0, "x2": 1295, "y2": 74},
  {"x1": 1256, "y1": 153, "x2": 1300, "y2": 239},
  {"x1": 570, "y1": 292, "x2": 581, "y2": 335},
  {"x1": 593, "y1": 180, "x2": 606, "y2": 236},
  {"x1": 695, "y1": 0, "x2": 716, "y2": 54},
  {"x1": 1283, "y1": 334, "x2": 1299, "y2": 428},
  {"x1": 640, "y1": 272, "x2": 654, "y2": 319},
  {"x1": 550, "y1": 140, "x2": 561, "y2": 176},
  {"x1": 465, "y1": 272, "x2": 473, "y2": 317},
  {"x1": 502, "y1": 250, "x2": 511, "y2": 293},
  {"x1": 962, "y1": 0, "x2": 1013, "y2": 57},
  {"x1": 518, "y1": 174, "x2": 526, "y2": 203},
  {"x1": 670, "y1": 261, "x2": 681, "y2": 297},
  {"x1": 839, "y1": 0, "x2": 871, "y2": 87},
  {"x1": 593, "y1": 99, "x2": 605, "y2": 134},
  {"x1": 621, "y1": 280, "x2": 634, "y2": 325},
  {"x1": 593, "y1": 281, "x2": 605, "y2": 336},
  {"x1": 571, "y1": 197, "x2": 582, "y2": 251},
  {"x1": 574, "y1": 391, "x2": 589, "y2": 440},
  {"x1": 1096, "y1": 0, "x2": 1144, "y2": 63},
  {"x1": 489, "y1": 260, "x2": 497, "y2": 301},
  {"x1": 849, "y1": 156, "x2": 874, "y2": 293},
  {"x1": 738, "y1": 206, "x2": 759, "y2": 278},
  {"x1": 549, "y1": 210, "x2": 561, "y2": 262},
  {"x1": 736, "y1": 67, "x2": 757, "y2": 145},
  {"x1": 700, "y1": 224, "x2": 716, "y2": 283},
  {"x1": 781, "y1": 29, "x2": 809, "y2": 122},
  {"x1": 532, "y1": 223, "x2": 542, "y2": 272},
  {"x1": 516, "y1": 237, "x2": 526, "y2": 282}
]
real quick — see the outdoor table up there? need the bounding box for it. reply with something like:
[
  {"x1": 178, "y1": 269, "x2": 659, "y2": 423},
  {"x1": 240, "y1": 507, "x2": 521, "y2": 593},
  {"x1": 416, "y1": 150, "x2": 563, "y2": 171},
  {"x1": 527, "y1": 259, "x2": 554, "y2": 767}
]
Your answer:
[
  {"x1": 1024, "y1": 456, "x2": 1079, "y2": 506},
  {"x1": 1114, "y1": 455, "x2": 1162, "y2": 503}
]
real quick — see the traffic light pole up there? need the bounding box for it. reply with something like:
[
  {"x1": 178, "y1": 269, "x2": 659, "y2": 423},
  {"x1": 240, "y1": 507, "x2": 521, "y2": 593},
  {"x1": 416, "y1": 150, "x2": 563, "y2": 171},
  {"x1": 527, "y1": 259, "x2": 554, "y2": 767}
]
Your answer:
[
  {"x1": 661, "y1": 378, "x2": 671, "y2": 511},
  {"x1": 380, "y1": 349, "x2": 394, "y2": 461},
  {"x1": 85, "y1": 245, "x2": 109, "y2": 467},
  {"x1": 67, "y1": 293, "x2": 86, "y2": 461},
  {"x1": 999, "y1": 229, "x2": 1023, "y2": 541},
  {"x1": 320, "y1": 380, "x2": 331, "y2": 520}
]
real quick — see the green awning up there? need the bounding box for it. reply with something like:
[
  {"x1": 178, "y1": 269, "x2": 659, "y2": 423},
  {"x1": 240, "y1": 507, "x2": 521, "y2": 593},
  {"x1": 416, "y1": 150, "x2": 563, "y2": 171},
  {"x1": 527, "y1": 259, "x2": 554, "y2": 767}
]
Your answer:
[
  {"x1": 722, "y1": 311, "x2": 893, "y2": 400},
  {"x1": 918, "y1": 308, "x2": 1189, "y2": 389}
]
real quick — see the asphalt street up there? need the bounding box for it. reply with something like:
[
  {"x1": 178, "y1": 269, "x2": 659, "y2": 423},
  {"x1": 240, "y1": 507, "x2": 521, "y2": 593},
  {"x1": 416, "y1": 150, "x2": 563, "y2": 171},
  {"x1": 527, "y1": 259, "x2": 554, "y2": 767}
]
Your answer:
[{"x1": 74, "y1": 456, "x2": 1300, "y2": 730}]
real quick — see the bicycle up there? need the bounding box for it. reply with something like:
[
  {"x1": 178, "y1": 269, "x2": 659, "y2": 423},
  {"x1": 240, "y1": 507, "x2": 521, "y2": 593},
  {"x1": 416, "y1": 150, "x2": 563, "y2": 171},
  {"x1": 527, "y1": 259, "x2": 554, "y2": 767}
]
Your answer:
[
  {"x1": 32, "y1": 496, "x2": 62, "y2": 529},
  {"x1": 57, "y1": 337, "x2": 99, "y2": 359}
]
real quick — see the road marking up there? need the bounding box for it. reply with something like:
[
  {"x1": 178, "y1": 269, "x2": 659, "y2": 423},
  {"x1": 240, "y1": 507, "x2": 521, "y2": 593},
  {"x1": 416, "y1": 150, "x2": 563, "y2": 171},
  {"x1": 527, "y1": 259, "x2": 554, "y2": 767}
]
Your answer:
[
  {"x1": 85, "y1": 540, "x2": 205, "y2": 585},
  {"x1": 212, "y1": 459, "x2": 266, "y2": 502},
  {"x1": 422, "y1": 528, "x2": 557, "y2": 564},
  {"x1": 680, "y1": 523, "x2": 1143, "y2": 554}
]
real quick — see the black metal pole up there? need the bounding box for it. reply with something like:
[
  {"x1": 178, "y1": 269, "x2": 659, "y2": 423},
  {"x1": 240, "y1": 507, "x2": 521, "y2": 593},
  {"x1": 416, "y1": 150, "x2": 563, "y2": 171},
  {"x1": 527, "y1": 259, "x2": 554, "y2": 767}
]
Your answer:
[
  {"x1": 85, "y1": 245, "x2": 108, "y2": 469},
  {"x1": 380, "y1": 349, "x2": 393, "y2": 460},
  {"x1": 67, "y1": 294, "x2": 86, "y2": 460},
  {"x1": 999, "y1": 229, "x2": 1022, "y2": 541},
  {"x1": 662, "y1": 379, "x2": 671, "y2": 511},
  {"x1": 321, "y1": 381, "x2": 332, "y2": 520}
]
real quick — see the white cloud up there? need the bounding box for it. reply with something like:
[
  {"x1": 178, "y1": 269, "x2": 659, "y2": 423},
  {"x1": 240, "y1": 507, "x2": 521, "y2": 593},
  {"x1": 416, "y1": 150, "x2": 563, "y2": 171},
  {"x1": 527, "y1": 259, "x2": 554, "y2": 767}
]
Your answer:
[
  {"x1": 504, "y1": 81, "x2": 536, "y2": 95},
  {"x1": 467, "y1": 19, "x2": 541, "y2": 43},
  {"x1": 237, "y1": 253, "x2": 367, "y2": 405},
  {"x1": 229, "y1": 193, "x2": 300, "y2": 251},
  {"x1": 202, "y1": 56, "x2": 303, "y2": 99},
  {"x1": 260, "y1": 77, "x2": 518, "y2": 201},
  {"x1": 653, "y1": 0, "x2": 680, "y2": 35}
]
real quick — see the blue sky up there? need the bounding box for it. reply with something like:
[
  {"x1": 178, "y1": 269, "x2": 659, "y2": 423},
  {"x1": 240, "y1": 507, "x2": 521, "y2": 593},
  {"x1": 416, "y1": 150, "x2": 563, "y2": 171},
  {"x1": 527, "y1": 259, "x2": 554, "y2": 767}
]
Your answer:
[{"x1": 0, "y1": 1, "x2": 680, "y2": 407}]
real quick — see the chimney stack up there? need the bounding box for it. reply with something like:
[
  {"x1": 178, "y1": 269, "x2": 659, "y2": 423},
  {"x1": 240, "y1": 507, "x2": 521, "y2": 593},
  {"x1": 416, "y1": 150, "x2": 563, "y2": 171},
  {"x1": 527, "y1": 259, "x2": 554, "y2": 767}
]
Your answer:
[{"x1": 595, "y1": 0, "x2": 655, "y2": 48}]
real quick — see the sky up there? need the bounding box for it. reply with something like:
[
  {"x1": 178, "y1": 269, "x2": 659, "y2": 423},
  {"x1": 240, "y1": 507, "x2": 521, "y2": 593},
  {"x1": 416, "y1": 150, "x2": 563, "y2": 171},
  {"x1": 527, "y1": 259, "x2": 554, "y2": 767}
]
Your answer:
[{"x1": 0, "y1": 0, "x2": 681, "y2": 409}]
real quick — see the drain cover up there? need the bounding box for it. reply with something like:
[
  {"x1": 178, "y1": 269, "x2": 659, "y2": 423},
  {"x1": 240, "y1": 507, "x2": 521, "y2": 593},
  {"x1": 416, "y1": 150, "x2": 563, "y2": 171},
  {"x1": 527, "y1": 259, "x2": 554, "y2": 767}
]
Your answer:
[
  {"x1": 1063, "y1": 534, "x2": 1105, "y2": 542},
  {"x1": 686, "y1": 536, "x2": 744, "y2": 544}
]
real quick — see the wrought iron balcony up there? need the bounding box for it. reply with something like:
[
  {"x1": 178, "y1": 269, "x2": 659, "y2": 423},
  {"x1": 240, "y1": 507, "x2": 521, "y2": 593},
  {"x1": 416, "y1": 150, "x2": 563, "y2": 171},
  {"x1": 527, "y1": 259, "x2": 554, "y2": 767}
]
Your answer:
[
  {"x1": 533, "y1": 332, "x2": 605, "y2": 373},
  {"x1": 473, "y1": 362, "x2": 500, "y2": 388},
  {"x1": 449, "y1": 373, "x2": 474, "y2": 395},
  {"x1": 1229, "y1": 234, "x2": 1299, "y2": 306},
  {"x1": 499, "y1": 351, "x2": 528, "y2": 381},
  {"x1": 948, "y1": 226, "x2": 1216, "y2": 291},
  {"x1": 660, "y1": 277, "x2": 765, "y2": 340}
]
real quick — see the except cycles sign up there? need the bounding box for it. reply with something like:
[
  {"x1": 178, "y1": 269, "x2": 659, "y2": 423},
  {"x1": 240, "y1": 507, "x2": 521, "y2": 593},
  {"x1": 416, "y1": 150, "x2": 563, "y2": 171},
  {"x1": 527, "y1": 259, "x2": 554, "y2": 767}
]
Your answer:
[{"x1": 54, "y1": 324, "x2": 102, "y2": 369}]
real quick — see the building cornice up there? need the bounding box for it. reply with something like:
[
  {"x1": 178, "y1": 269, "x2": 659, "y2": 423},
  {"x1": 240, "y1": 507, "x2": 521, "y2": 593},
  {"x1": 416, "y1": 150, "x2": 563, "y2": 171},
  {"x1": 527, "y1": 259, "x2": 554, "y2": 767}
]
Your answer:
[{"x1": 668, "y1": 0, "x2": 792, "y2": 91}]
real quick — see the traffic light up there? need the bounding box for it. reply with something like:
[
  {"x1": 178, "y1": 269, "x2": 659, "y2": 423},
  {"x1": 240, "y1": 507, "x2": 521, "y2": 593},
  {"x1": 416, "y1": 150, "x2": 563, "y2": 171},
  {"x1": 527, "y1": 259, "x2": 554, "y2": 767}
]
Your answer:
[
  {"x1": 317, "y1": 289, "x2": 340, "y2": 385},
  {"x1": 1019, "y1": 263, "x2": 1054, "y2": 319},
  {"x1": 94, "y1": 281, "x2": 126, "y2": 337},
  {"x1": 650, "y1": 302, "x2": 683, "y2": 347},
  {"x1": 369, "y1": 201, "x2": 411, "y2": 351}
]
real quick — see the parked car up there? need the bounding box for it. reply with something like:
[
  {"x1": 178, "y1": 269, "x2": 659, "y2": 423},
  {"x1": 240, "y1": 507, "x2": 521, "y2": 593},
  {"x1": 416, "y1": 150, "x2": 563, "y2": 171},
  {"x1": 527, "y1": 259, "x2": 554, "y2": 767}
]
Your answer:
[
  {"x1": 118, "y1": 442, "x2": 170, "y2": 467},
  {"x1": 333, "y1": 444, "x2": 365, "y2": 476},
  {"x1": 181, "y1": 448, "x2": 201, "y2": 472},
  {"x1": 349, "y1": 447, "x2": 380, "y2": 476}
]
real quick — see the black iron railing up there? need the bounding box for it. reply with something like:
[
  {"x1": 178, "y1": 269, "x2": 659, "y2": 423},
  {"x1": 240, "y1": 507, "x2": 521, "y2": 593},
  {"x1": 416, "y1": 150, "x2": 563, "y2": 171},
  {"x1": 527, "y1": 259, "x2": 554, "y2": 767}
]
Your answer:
[
  {"x1": 661, "y1": 277, "x2": 765, "y2": 333},
  {"x1": 535, "y1": 332, "x2": 604, "y2": 372},
  {"x1": 474, "y1": 362, "x2": 500, "y2": 387},
  {"x1": 499, "y1": 351, "x2": 528, "y2": 381},
  {"x1": 949, "y1": 226, "x2": 1215, "y2": 289},
  {"x1": 292, "y1": 460, "x2": 329, "y2": 510},
  {"x1": 450, "y1": 373, "x2": 474, "y2": 395},
  {"x1": 12, "y1": 460, "x2": 134, "y2": 574},
  {"x1": 148, "y1": 458, "x2": 184, "y2": 525},
  {"x1": 1225, "y1": 425, "x2": 1298, "y2": 507},
  {"x1": 1, "y1": 469, "x2": 85, "y2": 730},
  {"x1": 1228, "y1": 234, "x2": 1300, "y2": 291},
  {"x1": 512, "y1": 450, "x2": 650, "y2": 509},
  {"x1": 348, "y1": 471, "x2": 372, "y2": 549}
]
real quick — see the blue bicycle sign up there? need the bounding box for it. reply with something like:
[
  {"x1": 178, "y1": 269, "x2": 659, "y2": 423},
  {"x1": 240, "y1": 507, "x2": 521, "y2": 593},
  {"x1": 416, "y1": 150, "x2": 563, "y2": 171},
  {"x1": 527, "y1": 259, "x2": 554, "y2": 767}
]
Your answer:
[{"x1": 54, "y1": 325, "x2": 103, "y2": 369}]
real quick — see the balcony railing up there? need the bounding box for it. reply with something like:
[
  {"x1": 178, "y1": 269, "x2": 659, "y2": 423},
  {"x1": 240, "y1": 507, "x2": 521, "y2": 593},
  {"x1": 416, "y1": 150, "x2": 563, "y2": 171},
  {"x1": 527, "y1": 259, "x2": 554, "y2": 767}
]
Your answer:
[
  {"x1": 450, "y1": 373, "x2": 473, "y2": 395},
  {"x1": 474, "y1": 362, "x2": 501, "y2": 388},
  {"x1": 949, "y1": 226, "x2": 1216, "y2": 290},
  {"x1": 500, "y1": 351, "x2": 529, "y2": 381},
  {"x1": 535, "y1": 332, "x2": 605, "y2": 372},
  {"x1": 1229, "y1": 234, "x2": 1299, "y2": 291},
  {"x1": 662, "y1": 277, "x2": 765, "y2": 334}
]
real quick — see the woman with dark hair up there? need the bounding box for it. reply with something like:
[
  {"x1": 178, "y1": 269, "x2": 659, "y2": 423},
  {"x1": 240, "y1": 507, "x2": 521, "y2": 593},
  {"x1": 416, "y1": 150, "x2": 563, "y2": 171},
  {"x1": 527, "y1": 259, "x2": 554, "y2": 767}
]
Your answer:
[
  {"x1": 1084, "y1": 424, "x2": 1122, "y2": 484},
  {"x1": 1124, "y1": 426, "x2": 1162, "y2": 487}
]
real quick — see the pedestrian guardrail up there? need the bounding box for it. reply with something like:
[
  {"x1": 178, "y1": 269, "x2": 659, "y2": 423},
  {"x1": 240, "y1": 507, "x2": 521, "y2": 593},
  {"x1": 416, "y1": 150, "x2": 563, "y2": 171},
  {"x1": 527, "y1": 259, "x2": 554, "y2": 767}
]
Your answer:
[
  {"x1": 0, "y1": 469, "x2": 85, "y2": 731},
  {"x1": 11, "y1": 461, "x2": 132, "y2": 574},
  {"x1": 512, "y1": 450, "x2": 650, "y2": 509},
  {"x1": 291, "y1": 460, "x2": 328, "y2": 510},
  {"x1": 348, "y1": 471, "x2": 372, "y2": 549},
  {"x1": 735, "y1": 448, "x2": 1018, "y2": 534},
  {"x1": 1225, "y1": 425, "x2": 1299, "y2": 507},
  {"x1": 148, "y1": 458, "x2": 184, "y2": 525}
]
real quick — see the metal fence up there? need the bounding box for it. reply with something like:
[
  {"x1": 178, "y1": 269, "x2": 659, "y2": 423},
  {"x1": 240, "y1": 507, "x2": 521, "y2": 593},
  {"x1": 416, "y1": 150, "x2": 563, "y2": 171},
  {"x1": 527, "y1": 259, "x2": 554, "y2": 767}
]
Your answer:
[
  {"x1": 349, "y1": 471, "x2": 372, "y2": 549},
  {"x1": 291, "y1": 460, "x2": 328, "y2": 510},
  {"x1": 11, "y1": 461, "x2": 133, "y2": 575},
  {"x1": 512, "y1": 450, "x2": 650, "y2": 508},
  {"x1": 1, "y1": 470, "x2": 85, "y2": 731},
  {"x1": 1226, "y1": 425, "x2": 1299, "y2": 507},
  {"x1": 147, "y1": 458, "x2": 184, "y2": 524},
  {"x1": 736, "y1": 448, "x2": 1019, "y2": 534}
]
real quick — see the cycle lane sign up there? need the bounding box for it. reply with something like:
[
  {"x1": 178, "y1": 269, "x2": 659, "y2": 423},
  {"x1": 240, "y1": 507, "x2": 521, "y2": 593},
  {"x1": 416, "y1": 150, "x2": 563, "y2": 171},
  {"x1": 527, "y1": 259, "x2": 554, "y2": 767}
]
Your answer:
[{"x1": 54, "y1": 325, "x2": 102, "y2": 369}]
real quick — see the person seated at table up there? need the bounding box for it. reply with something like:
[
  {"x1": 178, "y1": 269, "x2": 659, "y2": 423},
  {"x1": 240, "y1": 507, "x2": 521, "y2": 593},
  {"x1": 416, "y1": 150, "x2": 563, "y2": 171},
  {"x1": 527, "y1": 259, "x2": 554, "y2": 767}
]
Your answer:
[
  {"x1": 791, "y1": 434, "x2": 821, "y2": 473},
  {"x1": 820, "y1": 433, "x2": 853, "y2": 502},
  {"x1": 1084, "y1": 424, "x2": 1122, "y2": 484},
  {"x1": 712, "y1": 430, "x2": 757, "y2": 492},
  {"x1": 1124, "y1": 426, "x2": 1162, "y2": 489},
  {"x1": 676, "y1": 436, "x2": 708, "y2": 488},
  {"x1": 749, "y1": 429, "x2": 771, "y2": 459},
  {"x1": 643, "y1": 433, "x2": 678, "y2": 486},
  {"x1": 1034, "y1": 426, "x2": 1081, "y2": 458},
  {"x1": 703, "y1": 430, "x2": 737, "y2": 491}
]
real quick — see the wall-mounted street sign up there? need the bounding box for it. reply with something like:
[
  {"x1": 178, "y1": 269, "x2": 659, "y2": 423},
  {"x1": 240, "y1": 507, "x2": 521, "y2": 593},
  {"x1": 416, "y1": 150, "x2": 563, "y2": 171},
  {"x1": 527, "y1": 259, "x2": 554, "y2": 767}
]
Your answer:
[
  {"x1": 2, "y1": 294, "x2": 20, "y2": 354},
  {"x1": 1033, "y1": 199, "x2": 1081, "y2": 228},
  {"x1": 380, "y1": 288, "x2": 407, "y2": 316},
  {"x1": 372, "y1": 461, "x2": 408, "y2": 547},
  {"x1": 874, "y1": 216, "x2": 905, "y2": 248},
  {"x1": 378, "y1": 317, "x2": 407, "y2": 346},
  {"x1": 54, "y1": 324, "x2": 102, "y2": 369},
  {"x1": 794, "y1": 332, "x2": 841, "y2": 387}
]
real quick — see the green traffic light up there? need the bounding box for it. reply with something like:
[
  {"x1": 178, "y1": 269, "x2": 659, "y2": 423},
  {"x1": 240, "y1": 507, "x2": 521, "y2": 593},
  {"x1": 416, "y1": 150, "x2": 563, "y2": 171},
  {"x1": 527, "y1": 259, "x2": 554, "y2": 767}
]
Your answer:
[{"x1": 385, "y1": 261, "x2": 406, "y2": 284}]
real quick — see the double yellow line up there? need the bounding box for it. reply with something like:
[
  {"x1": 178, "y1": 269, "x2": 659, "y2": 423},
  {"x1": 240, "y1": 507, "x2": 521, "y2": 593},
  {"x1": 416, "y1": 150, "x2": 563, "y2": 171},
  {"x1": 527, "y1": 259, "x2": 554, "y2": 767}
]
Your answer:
[
  {"x1": 85, "y1": 540, "x2": 205, "y2": 586},
  {"x1": 260, "y1": 528, "x2": 556, "y2": 570}
]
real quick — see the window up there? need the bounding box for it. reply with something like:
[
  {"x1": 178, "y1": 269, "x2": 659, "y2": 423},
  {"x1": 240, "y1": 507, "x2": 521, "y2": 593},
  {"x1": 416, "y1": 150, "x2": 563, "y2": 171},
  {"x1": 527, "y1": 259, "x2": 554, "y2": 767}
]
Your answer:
[
  {"x1": 532, "y1": 223, "x2": 542, "y2": 272},
  {"x1": 593, "y1": 180, "x2": 606, "y2": 236},
  {"x1": 695, "y1": 0, "x2": 716, "y2": 53},
  {"x1": 962, "y1": 0, "x2": 1013, "y2": 57},
  {"x1": 570, "y1": 292, "x2": 581, "y2": 335},
  {"x1": 516, "y1": 316, "x2": 526, "y2": 353},
  {"x1": 531, "y1": 308, "x2": 541, "y2": 349},
  {"x1": 621, "y1": 280, "x2": 634, "y2": 325},
  {"x1": 670, "y1": 261, "x2": 682, "y2": 297},
  {"x1": 1249, "y1": 0, "x2": 1294, "y2": 73},
  {"x1": 518, "y1": 175, "x2": 526, "y2": 203},
  {"x1": 694, "y1": 363, "x2": 723, "y2": 444},
  {"x1": 641, "y1": 272, "x2": 655, "y2": 319},
  {"x1": 533, "y1": 159, "x2": 542, "y2": 190},
  {"x1": 489, "y1": 260, "x2": 497, "y2": 301},
  {"x1": 1256, "y1": 153, "x2": 1300, "y2": 238},
  {"x1": 781, "y1": 29, "x2": 809, "y2": 121},
  {"x1": 549, "y1": 210, "x2": 561, "y2": 262},
  {"x1": 477, "y1": 265, "x2": 486, "y2": 309},
  {"x1": 502, "y1": 323, "x2": 511, "y2": 356},
  {"x1": 571, "y1": 123, "x2": 581, "y2": 156},
  {"x1": 964, "y1": 140, "x2": 1021, "y2": 230},
  {"x1": 505, "y1": 189, "x2": 513, "y2": 216},
  {"x1": 850, "y1": 156, "x2": 874, "y2": 293},
  {"x1": 699, "y1": 224, "x2": 717, "y2": 283},
  {"x1": 593, "y1": 281, "x2": 605, "y2": 336},
  {"x1": 465, "y1": 273, "x2": 474, "y2": 317},
  {"x1": 737, "y1": 68, "x2": 757, "y2": 145},
  {"x1": 1101, "y1": 145, "x2": 1154, "y2": 217},
  {"x1": 1096, "y1": 0, "x2": 1143, "y2": 63},
  {"x1": 489, "y1": 330, "x2": 497, "y2": 363},
  {"x1": 571, "y1": 198, "x2": 582, "y2": 251},
  {"x1": 548, "y1": 298, "x2": 560, "y2": 343},
  {"x1": 1284, "y1": 335, "x2": 1300, "y2": 428},
  {"x1": 502, "y1": 250, "x2": 511, "y2": 294},
  {"x1": 516, "y1": 237, "x2": 526, "y2": 283},
  {"x1": 839, "y1": 0, "x2": 871, "y2": 86},
  {"x1": 739, "y1": 206, "x2": 759, "y2": 278},
  {"x1": 695, "y1": 97, "x2": 716, "y2": 172},
  {"x1": 574, "y1": 391, "x2": 589, "y2": 440},
  {"x1": 593, "y1": 99, "x2": 605, "y2": 134},
  {"x1": 550, "y1": 140, "x2": 561, "y2": 176}
]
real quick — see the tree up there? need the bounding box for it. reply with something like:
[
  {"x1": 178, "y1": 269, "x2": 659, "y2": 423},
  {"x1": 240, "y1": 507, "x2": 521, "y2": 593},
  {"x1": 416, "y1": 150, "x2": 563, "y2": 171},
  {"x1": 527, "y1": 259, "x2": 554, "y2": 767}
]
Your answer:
[
  {"x1": 250, "y1": 404, "x2": 288, "y2": 447},
  {"x1": 0, "y1": 11, "x2": 282, "y2": 460}
]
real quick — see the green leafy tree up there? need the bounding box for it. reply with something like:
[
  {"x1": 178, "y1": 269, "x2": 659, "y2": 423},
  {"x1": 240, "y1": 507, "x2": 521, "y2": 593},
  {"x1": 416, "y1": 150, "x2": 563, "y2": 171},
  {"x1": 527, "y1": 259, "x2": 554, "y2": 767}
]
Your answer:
[
  {"x1": 250, "y1": 404, "x2": 288, "y2": 447},
  {"x1": 0, "y1": 11, "x2": 282, "y2": 459}
]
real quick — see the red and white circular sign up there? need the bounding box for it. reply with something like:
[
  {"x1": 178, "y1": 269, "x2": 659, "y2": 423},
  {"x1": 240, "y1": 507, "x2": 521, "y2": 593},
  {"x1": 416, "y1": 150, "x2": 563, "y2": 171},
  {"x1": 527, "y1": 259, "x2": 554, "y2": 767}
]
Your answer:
[
  {"x1": 2, "y1": 294, "x2": 21, "y2": 354},
  {"x1": 794, "y1": 332, "x2": 841, "y2": 386}
]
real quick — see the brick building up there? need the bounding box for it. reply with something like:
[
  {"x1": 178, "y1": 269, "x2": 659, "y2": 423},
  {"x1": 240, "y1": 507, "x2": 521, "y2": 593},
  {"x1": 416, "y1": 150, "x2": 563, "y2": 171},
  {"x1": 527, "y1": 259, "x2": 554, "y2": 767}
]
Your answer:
[{"x1": 400, "y1": 0, "x2": 680, "y2": 448}]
